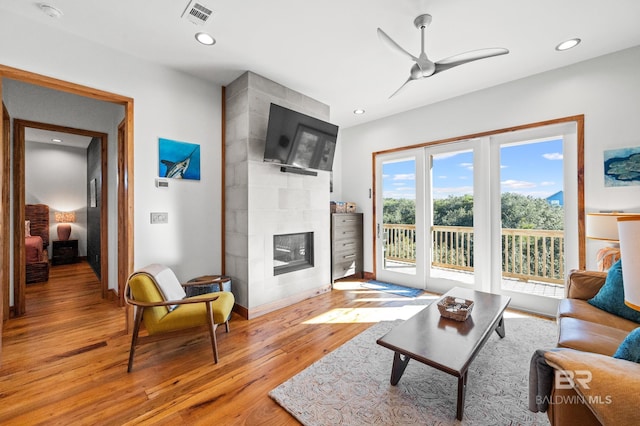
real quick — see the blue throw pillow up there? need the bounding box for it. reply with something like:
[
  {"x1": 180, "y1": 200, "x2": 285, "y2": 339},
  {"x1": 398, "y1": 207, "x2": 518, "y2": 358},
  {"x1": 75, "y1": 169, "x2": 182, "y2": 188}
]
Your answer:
[
  {"x1": 587, "y1": 260, "x2": 640, "y2": 323},
  {"x1": 614, "y1": 328, "x2": 640, "y2": 362}
]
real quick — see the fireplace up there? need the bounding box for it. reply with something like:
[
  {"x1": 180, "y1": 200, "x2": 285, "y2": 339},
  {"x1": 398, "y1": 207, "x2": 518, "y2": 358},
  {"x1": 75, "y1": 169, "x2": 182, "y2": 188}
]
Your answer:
[{"x1": 274, "y1": 232, "x2": 314, "y2": 275}]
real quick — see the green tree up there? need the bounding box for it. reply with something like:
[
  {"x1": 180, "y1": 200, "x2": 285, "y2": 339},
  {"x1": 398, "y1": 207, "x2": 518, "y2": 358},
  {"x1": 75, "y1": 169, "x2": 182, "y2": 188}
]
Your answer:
[
  {"x1": 384, "y1": 193, "x2": 564, "y2": 230},
  {"x1": 500, "y1": 193, "x2": 563, "y2": 230},
  {"x1": 383, "y1": 198, "x2": 416, "y2": 224},
  {"x1": 433, "y1": 195, "x2": 474, "y2": 227}
]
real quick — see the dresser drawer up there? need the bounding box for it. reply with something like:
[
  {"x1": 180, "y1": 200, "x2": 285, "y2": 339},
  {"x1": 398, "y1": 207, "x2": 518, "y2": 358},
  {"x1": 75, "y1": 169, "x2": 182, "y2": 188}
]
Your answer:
[
  {"x1": 332, "y1": 258, "x2": 359, "y2": 280},
  {"x1": 332, "y1": 227, "x2": 362, "y2": 243},
  {"x1": 333, "y1": 239, "x2": 360, "y2": 254},
  {"x1": 331, "y1": 213, "x2": 363, "y2": 281},
  {"x1": 333, "y1": 215, "x2": 362, "y2": 228}
]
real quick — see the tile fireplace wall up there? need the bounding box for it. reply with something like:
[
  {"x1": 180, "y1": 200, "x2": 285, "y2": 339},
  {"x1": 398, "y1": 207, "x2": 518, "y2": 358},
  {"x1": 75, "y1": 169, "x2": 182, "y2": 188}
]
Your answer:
[{"x1": 225, "y1": 71, "x2": 332, "y2": 318}]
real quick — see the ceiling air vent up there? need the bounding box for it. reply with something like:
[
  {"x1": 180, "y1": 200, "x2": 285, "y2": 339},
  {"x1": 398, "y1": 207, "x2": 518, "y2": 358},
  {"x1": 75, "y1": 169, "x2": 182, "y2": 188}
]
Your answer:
[{"x1": 182, "y1": 0, "x2": 213, "y2": 26}]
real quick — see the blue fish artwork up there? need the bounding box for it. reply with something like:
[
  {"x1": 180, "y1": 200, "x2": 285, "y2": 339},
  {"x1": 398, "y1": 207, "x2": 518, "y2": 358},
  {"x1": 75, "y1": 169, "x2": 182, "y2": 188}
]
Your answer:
[
  {"x1": 159, "y1": 138, "x2": 201, "y2": 180},
  {"x1": 604, "y1": 146, "x2": 640, "y2": 187}
]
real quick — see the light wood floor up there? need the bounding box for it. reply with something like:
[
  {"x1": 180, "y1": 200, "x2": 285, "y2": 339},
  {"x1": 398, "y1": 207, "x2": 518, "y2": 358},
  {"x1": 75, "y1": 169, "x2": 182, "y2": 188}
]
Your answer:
[{"x1": 1, "y1": 261, "x2": 443, "y2": 425}]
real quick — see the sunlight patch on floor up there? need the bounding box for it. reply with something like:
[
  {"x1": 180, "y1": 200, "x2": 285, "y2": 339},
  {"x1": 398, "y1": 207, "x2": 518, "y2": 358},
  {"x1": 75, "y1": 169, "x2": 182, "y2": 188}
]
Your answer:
[
  {"x1": 303, "y1": 306, "x2": 428, "y2": 324},
  {"x1": 503, "y1": 310, "x2": 554, "y2": 320},
  {"x1": 332, "y1": 281, "x2": 366, "y2": 291},
  {"x1": 354, "y1": 296, "x2": 438, "y2": 303},
  {"x1": 304, "y1": 305, "x2": 550, "y2": 324},
  {"x1": 327, "y1": 279, "x2": 551, "y2": 323}
]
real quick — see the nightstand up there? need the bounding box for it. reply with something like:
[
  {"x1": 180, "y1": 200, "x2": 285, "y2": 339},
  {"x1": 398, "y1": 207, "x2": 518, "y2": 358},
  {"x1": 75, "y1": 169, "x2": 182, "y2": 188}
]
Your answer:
[{"x1": 52, "y1": 239, "x2": 78, "y2": 265}]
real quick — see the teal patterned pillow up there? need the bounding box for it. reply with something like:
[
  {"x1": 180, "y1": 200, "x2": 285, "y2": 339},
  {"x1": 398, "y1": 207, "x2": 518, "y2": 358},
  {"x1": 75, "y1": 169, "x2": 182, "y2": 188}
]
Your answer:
[
  {"x1": 614, "y1": 328, "x2": 640, "y2": 363},
  {"x1": 587, "y1": 260, "x2": 640, "y2": 323}
]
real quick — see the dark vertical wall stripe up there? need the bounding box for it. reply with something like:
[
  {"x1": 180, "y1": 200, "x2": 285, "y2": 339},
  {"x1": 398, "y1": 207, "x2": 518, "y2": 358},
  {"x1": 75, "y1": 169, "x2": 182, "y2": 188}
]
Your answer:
[{"x1": 87, "y1": 137, "x2": 101, "y2": 278}]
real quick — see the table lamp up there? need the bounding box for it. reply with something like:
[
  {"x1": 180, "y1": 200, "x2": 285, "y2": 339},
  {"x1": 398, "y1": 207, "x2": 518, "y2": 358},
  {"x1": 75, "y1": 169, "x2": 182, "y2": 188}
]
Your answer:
[
  {"x1": 586, "y1": 212, "x2": 636, "y2": 271},
  {"x1": 617, "y1": 215, "x2": 640, "y2": 311},
  {"x1": 54, "y1": 211, "x2": 76, "y2": 241}
]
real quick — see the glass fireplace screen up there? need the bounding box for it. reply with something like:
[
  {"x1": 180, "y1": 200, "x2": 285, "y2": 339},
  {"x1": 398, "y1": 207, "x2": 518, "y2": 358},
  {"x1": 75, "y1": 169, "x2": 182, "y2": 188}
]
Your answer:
[{"x1": 273, "y1": 232, "x2": 314, "y2": 276}]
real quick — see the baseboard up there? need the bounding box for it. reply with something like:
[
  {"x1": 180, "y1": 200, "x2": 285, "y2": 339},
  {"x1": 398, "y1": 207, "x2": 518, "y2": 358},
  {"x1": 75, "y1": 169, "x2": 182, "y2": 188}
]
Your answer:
[
  {"x1": 334, "y1": 271, "x2": 373, "y2": 283},
  {"x1": 232, "y1": 303, "x2": 249, "y2": 319},
  {"x1": 244, "y1": 284, "x2": 332, "y2": 320}
]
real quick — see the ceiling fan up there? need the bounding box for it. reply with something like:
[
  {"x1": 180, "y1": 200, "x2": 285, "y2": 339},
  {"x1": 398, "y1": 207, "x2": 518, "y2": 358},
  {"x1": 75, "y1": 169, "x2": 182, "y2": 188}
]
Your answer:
[{"x1": 378, "y1": 14, "x2": 509, "y2": 98}]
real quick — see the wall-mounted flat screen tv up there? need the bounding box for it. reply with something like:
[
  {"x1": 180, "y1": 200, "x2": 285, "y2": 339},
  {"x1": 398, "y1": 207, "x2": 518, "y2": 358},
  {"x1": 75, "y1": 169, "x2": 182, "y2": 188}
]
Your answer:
[{"x1": 263, "y1": 103, "x2": 339, "y2": 172}]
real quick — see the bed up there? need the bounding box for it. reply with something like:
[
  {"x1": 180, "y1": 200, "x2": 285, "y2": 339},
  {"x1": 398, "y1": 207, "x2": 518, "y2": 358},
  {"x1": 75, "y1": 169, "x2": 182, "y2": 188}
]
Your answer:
[{"x1": 25, "y1": 204, "x2": 50, "y2": 284}]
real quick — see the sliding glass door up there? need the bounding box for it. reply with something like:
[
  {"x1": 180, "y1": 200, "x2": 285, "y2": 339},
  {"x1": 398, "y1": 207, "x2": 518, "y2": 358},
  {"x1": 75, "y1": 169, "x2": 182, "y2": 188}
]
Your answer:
[
  {"x1": 424, "y1": 140, "x2": 489, "y2": 294},
  {"x1": 489, "y1": 123, "x2": 578, "y2": 315},
  {"x1": 375, "y1": 149, "x2": 424, "y2": 288},
  {"x1": 374, "y1": 121, "x2": 579, "y2": 317}
]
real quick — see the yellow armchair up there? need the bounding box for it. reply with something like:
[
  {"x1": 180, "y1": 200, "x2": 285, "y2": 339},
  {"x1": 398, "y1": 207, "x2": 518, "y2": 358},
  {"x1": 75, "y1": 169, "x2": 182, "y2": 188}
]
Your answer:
[{"x1": 125, "y1": 264, "x2": 235, "y2": 372}]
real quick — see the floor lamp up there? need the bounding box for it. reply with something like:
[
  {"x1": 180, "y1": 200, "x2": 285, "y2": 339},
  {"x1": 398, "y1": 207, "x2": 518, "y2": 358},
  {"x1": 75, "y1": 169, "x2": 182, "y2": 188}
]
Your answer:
[{"x1": 618, "y1": 216, "x2": 640, "y2": 311}]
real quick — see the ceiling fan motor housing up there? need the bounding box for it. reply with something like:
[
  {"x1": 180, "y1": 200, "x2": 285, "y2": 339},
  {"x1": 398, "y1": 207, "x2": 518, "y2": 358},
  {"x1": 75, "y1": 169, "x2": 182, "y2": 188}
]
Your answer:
[{"x1": 414, "y1": 14, "x2": 432, "y2": 29}]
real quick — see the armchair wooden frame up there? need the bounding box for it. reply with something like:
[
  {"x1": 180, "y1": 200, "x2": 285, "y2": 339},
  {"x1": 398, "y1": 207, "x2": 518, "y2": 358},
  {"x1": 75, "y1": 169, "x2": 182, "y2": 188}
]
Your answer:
[{"x1": 125, "y1": 277, "x2": 232, "y2": 373}]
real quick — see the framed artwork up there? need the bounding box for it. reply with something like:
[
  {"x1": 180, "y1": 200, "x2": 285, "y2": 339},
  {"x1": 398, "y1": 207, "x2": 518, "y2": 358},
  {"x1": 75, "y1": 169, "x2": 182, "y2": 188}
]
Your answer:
[
  {"x1": 89, "y1": 178, "x2": 97, "y2": 207},
  {"x1": 604, "y1": 146, "x2": 640, "y2": 187},
  {"x1": 158, "y1": 138, "x2": 201, "y2": 180}
]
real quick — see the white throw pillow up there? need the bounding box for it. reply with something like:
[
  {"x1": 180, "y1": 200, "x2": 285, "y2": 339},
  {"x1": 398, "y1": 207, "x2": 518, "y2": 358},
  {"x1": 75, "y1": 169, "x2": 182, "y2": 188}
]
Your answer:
[{"x1": 138, "y1": 263, "x2": 186, "y2": 311}]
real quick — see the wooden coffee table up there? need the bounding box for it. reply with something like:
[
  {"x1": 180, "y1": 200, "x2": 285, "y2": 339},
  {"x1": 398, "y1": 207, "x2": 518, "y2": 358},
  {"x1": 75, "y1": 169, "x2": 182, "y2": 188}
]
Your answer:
[{"x1": 376, "y1": 287, "x2": 511, "y2": 420}]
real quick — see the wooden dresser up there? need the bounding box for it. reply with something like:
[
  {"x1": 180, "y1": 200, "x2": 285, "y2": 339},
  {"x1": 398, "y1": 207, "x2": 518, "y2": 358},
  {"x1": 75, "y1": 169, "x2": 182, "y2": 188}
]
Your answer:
[{"x1": 331, "y1": 213, "x2": 363, "y2": 282}]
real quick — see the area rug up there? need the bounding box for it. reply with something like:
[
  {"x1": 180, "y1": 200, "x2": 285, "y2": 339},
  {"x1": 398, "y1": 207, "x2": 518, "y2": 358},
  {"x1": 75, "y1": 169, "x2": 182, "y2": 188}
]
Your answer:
[
  {"x1": 269, "y1": 316, "x2": 556, "y2": 425},
  {"x1": 361, "y1": 280, "x2": 423, "y2": 298}
]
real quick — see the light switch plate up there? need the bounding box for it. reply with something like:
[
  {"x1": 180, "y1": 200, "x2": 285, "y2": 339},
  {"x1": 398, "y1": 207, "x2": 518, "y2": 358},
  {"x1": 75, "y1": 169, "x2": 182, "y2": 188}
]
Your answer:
[{"x1": 150, "y1": 212, "x2": 168, "y2": 224}]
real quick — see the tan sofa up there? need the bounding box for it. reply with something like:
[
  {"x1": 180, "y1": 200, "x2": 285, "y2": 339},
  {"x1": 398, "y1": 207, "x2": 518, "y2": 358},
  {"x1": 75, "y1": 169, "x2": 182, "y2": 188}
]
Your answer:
[{"x1": 546, "y1": 270, "x2": 640, "y2": 425}]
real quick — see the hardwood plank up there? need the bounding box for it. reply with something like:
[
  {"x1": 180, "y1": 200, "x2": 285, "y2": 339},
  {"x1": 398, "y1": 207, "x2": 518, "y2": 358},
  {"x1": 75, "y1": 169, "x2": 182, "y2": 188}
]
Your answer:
[{"x1": 0, "y1": 261, "x2": 539, "y2": 425}]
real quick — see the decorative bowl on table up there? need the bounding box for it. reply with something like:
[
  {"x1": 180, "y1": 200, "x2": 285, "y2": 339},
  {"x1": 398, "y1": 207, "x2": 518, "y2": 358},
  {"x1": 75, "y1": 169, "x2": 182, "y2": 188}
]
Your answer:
[{"x1": 437, "y1": 296, "x2": 474, "y2": 321}]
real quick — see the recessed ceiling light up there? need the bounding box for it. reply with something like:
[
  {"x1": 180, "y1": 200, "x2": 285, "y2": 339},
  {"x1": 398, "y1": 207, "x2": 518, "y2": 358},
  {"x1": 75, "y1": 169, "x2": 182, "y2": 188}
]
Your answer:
[
  {"x1": 555, "y1": 38, "x2": 581, "y2": 51},
  {"x1": 353, "y1": 109, "x2": 366, "y2": 115},
  {"x1": 51, "y1": 138, "x2": 63, "y2": 143},
  {"x1": 38, "y1": 3, "x2": 63, "y2": 18},
  {"x1": 195, "y1": 32, "x2": 216, "y2": 46}
]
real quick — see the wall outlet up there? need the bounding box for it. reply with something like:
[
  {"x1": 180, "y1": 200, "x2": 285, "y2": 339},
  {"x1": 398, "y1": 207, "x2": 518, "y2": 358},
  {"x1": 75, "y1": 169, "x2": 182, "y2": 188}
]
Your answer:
[{"x1": 150, "y1": 212, "x2": 168, "y2": 224}]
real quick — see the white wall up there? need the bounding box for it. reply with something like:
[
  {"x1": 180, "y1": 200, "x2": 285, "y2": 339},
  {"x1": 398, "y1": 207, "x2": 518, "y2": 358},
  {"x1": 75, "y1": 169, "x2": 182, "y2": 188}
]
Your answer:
[
  {"x1": 25, "y1": 141, "x2": 88, "y2": 256},
  {"x1": 0, "y1": 8, "x2": 223, "y2": 292},
  {"x1": 338, "y1": 46, "x2": 640, "y2": 274}
]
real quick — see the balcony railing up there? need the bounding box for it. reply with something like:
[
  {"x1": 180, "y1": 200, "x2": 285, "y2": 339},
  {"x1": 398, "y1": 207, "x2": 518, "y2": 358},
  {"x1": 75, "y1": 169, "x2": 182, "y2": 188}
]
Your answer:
[{"x1": 383, "y1": 224, "x2": 565, "y2": 284}]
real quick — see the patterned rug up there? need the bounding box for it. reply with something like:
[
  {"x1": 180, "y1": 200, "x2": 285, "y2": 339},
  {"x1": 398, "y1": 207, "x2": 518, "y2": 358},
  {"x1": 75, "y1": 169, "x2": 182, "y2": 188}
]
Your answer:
[{"x1": 269, "y1": 316, "x2": 556, "y2": 425}]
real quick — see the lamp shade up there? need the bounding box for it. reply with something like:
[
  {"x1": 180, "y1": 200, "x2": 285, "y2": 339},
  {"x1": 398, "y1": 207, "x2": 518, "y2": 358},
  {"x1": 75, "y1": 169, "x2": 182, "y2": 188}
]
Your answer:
[
  {"x1": 54, "y1": 211, "x2": 76, "y2": 223},
  {"x1": 585, "y1": 212, "x2": 638, "y2": 242},
  {"x1": 617, "y1": 216, "x2": 640, "y2": 311}
]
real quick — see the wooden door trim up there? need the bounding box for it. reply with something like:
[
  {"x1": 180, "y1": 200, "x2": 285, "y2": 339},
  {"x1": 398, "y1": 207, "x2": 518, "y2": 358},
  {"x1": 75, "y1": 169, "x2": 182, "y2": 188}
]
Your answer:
[
  {"x1": 13, "y1": 120, "x2": 110, "y2": 314},
  {"x1": 1, "y1": 103, "x2": 9, "y2": 325}
]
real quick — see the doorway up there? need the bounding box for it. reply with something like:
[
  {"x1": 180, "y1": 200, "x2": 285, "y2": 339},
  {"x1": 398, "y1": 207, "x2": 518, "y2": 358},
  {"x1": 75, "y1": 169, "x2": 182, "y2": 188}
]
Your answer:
[
  {"x1": 13, "y1": 120, "x2": 108, "y2": 314},
  {"x1": 0, "y1": 65, "x2": 134, "y2": 330},
  {"x1": 375, "y1": 149, "x2": 424, "y2": 288}
]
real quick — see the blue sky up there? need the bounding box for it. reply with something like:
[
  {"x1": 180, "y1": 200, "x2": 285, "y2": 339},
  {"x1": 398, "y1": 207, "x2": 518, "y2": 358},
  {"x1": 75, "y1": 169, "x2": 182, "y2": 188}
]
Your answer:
[{"x1": 383, "y1": 139, "x2": 564, "y2": 200}]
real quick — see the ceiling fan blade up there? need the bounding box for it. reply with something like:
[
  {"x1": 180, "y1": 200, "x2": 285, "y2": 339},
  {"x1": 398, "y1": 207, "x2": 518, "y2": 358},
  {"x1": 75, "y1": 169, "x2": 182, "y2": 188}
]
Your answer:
[
  {"x1": 377, "y1": 28, "x2": 419, "y2": 63},
  {"x1": 389, "y1": 77, "x2": 413, "y2": 99},
  {"x1": 434, "y1": 48, "x2": 509, "y2": 74}
]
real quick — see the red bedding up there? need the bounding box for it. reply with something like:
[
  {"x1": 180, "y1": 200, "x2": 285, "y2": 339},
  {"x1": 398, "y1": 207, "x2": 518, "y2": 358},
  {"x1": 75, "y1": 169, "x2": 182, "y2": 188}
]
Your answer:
[{"x1": 25, "y1": 235, "x2": 43, "y2": 263}]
